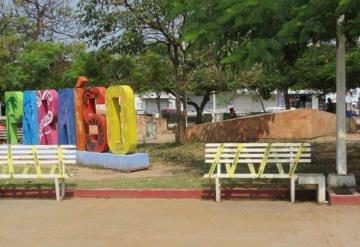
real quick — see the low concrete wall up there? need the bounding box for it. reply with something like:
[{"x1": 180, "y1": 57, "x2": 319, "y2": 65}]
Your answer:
[
  {"x1": 137, "y1": 115, "x2": 168, "y2": 136},
  {"x1": 185, "y1": 109, "x2": 338, "y2": 142}
]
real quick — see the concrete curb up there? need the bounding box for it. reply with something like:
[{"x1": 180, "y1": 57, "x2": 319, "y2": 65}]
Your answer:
[
  {"x1": 328, "y1": 188, "x2": 360, "y2": 205},
  {"x1": 0, "y1": 188, "x2": 317, "y2": 201}
]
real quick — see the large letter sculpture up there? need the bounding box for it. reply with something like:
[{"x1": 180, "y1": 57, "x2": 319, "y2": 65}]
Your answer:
[
  {"x1": 82, "y1": 87, "x2": 108, "y2": 152},
  {"x1": 23, "y1": 91, "x2": 39, "y2": 144},
  {"x1": 5, "y1": 92, "x2": 23, "y2": 144},
  {"x1": 58, "y1": 89, "x2": 77, "y2": 145},
  {"x1": 74, "y1": 77, "x2": 87, "y2": 150},
  {"x1": 37, "y1": 90, "x2": 58, "y2": 144},
  {"x1": 105, "y1": 86, "x2": 137, "y2": 154}
]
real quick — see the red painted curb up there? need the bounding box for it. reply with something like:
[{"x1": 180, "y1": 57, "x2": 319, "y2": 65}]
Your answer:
[
  {"x1": 328, "y1": 189, "x2": 360, "y2": 205},
  {"x1": 0, "y1": 188, "x2": 317, "y2": 201}
]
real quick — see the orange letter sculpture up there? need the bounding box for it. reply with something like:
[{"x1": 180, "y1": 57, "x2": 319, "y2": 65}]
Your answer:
[
  {"x1": 74, "y1": 77, "x2": 87, "y2": 150},
  {"x1": 82, "y1": 87, "x2": 108, "y2": 152}
]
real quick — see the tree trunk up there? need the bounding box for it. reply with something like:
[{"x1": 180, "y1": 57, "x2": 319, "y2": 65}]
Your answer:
[
  {"x1": 198, "y1": 90, "x2": 211, "y2": 123},
  {"x1": 156, "y1": 93, "x2": 161, "y2": 114},
  {"x1": 173, "y1": 47, "x2": 185, "y2": 144},
  {"x1": 256, "y1": 91, "x2": 266, "y2": 112},
  {"x1": 182, "y1": 91, "x2": 187, "y2": 127},
  {"x1": 283, "y1": 87, "x2": 291, "y2": 109}
]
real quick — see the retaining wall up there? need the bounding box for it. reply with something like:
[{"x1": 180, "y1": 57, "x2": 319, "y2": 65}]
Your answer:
[{"x1": 185, "y1": 109, "x2": 338, "y2": 142}]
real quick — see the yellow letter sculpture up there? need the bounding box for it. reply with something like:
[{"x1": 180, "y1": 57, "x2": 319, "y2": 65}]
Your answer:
[{"x1": 105, "y1": 85, "x2": 137, "y2": 154}]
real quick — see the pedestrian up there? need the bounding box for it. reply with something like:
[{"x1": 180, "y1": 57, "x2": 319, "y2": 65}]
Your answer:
[
  {"x1": 326, "y1": 98, "x2": 334, "y2": 113},
  {"x1": 229, "y1": 107, "x2": 237, "y2": 119}
]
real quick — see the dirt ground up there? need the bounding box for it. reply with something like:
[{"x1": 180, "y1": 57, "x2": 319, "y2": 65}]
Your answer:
[
  {"x1": 70, "y1": 163, "x2": 183, "y2": 181},
  {"x1": 0, "y1": 199, "x2": 359, "y2": 247},
  {"x1": 68, "y1": 133, "x2": 360, "y2": 184}
]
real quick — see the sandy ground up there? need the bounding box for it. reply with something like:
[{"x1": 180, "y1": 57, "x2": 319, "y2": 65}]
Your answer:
[
  {"x1": 69, "y1": 163, "x2": 182, "y2": 181},
  {"x1": 0, "y1": 199, "x2": 359, "y2": 247},
  {"x1": 69, "y1": 133, "x2": 360, "y2": 182}
]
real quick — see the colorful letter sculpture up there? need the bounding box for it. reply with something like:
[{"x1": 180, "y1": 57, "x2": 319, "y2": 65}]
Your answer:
[
  {"x1": 58, "y1": 89, "x2": 77, "y2": 145},
  {"x1": 82, "y1": 87, "x2": 108, "y2": 152},
  {"x1": 5, "y1": 77, "x2": 139, "y2": 156},
  {"x1": 22, "y1": 91, "x2": 39, "y2": 144},
  {"x1": 74, "y1": 76, "x2": 87, "y2": 150},
  {"x1": 5, "y1": 92, "x2": 23, "y2": 144},
  {"x1": 105, "y1": 85, "x2": 137, "y2": 154},
  {"x1": 37, "y1": 90, "x2": 59, "y2": 145}
]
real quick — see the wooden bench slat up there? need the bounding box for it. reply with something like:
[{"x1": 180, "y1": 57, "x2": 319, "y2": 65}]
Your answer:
[
  {"x1": 0, "y1": 145, "x2": 76, "y2": 150},
  {"x1": 0, "y1": 155, "x2": 76, "y2": 159},
  {"x1": 0, "y1": 174, "x2": 69, "y2": 179},
  {"x1": 0, "y1": 160, "x2": 76, "y2": 165},
  {"x1": 205, "y1": 159, "x2": 311, "y2": 163},
  {"x1": 0, "y1": 144, "x2": 76, "y2": 201},
  {"x1": 205, "y1": 153, "x2": 311, "y2": 158},
  {"x1": 205, "y1": 148, "x2": 311, "y2": 153},
  {"x1": 0, "y1": 150, "x2": 76, "y2": 155},
  {"x1": 204, "y1": 174, "x2": 292, "y2": 179},
  {"x1": 206, "y1": 143, "x2": 311, "y2": 147}
]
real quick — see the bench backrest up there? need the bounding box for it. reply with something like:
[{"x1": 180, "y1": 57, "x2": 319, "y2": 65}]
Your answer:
[
  {"x1": 205, "y1": 143, "x2": 311, "y2": 178},
  {"x1": 0, "y1": 145, "x2": 76, "y2": 178}
]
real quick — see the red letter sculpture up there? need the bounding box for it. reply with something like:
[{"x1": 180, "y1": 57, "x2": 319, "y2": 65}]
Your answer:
[{"x1": 82, "y1": 87, "x2": 108, "y2": 152}]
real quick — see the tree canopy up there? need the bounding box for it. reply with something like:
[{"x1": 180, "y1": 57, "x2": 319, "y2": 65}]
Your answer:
[{"x1": 0, "y1": 0, "x2": 359, "y2": 140}]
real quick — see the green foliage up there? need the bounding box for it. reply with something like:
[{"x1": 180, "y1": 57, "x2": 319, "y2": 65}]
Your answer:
[
  {"x1": 293, "y1": 44, "x2": 336, "y2": 93},
  {"x1": 293, "y1": 43, "x2": 360, "y2": 93},
  {"x1": 0, "y1": 40, "x2": 87, "y2": 92}
]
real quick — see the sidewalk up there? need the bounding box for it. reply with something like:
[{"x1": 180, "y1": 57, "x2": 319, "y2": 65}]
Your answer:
[{"x1": 0, "y1": 199, "x2": 359, "y2": 246}]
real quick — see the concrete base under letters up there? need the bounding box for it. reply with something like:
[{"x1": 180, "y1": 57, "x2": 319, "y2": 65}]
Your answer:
[{"x1": 76, "y1": 151, "x2": 150, "y2": 172}]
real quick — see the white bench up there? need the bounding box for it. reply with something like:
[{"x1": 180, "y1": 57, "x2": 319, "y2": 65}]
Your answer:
[
  {"x1": 0, "y1": 145, "x2": 76, "y2": 201},
  {"x1": 203, "y1": 143, "x2": 326, "y2": 203}
]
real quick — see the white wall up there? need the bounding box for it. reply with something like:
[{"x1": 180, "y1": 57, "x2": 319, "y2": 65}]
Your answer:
[
  {"x1": 187, "y1": 93, "x2": 278, "y2": 114},
  {"x1": 145, "y1": 99, "x2": 169, "y2": 114}
]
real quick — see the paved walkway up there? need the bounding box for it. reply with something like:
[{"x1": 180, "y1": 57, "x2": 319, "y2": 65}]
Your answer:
[{"x1": 0, "y1": 199, "x2": 359, "y2": 246}]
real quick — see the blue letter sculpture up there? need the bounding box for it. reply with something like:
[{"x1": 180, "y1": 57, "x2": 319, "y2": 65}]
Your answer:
[
  {"x1": 58, "y1": 89, "x2": 77, "y2": 145},
  {"x1": 22, "y1": 91, "x2": 39, "y2": 144}
]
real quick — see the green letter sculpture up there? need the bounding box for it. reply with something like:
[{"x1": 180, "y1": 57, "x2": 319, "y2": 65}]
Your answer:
[{"x1": 5, "y1": 92, "x2": 23, "y2": 144}]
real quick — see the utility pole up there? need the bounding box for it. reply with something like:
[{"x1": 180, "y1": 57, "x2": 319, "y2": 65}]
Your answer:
[
  {"x1": 328, "y1": 15, "x2": 356, "y2": 187},
  {"x1": 336, "y1": 15, "x2": 347, "y2": 175}
]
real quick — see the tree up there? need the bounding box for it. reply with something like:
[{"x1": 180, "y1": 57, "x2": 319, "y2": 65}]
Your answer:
[
  {"x1": 293, "y1": 43, "x2": 360, "y2": 93},
  {"x1": 234, "y1": 64, "x2": 277, "y2": 112},
  {"x1": 185, "y1": 45, "x2": 231, "y2": 123},
  {"x1": 0, "y1": 1, "x2": 13, "y2": 35},
  {"x1": 78, "y1": 0, "x2": 196, "y2": 143},
  {"x1": 293, "y1": 44, "x2": 337, "y2": 94},
  {"x1": 0, "y1": 40, "x2": 86, "y2": 93},
  {"x1": 184, "y1": 0, "x2": 360, "y2": 109},
  {"x1": 185, "y1": 0, "x2": 293, "y2": 107},
  {"x1": 12, "y1": 0, "x2": 78, "y2": 40}
]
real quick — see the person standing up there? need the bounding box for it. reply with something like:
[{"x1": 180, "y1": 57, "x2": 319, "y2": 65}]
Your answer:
[
  {"x1": 229, "y1": 107, "x2": 237, "y2": 119},
  {"x1": 326, "y1": 98, "x2": 334, "y2": 113}
]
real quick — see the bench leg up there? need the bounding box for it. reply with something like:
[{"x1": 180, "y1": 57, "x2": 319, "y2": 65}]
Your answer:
[
  {"x1": 290, "y1": 176, "x2": 297, "y2": 203},
  {"x1": 54, "y1": 178, "x2": 60, "y2": 202},
  {"x1": 60, "y1": 178, "x2": 66, "y2": 200},
  {"x1": 317, "y1": 177, "x2": 326, "y2": 203},
  {"x1": 215, "y1": 176, "x2": 221, "y2": 202}
]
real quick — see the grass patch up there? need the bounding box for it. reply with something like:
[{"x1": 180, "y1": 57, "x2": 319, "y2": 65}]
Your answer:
[{"x1": 2, "y1": 141, "x2": 360, "y2": 189}]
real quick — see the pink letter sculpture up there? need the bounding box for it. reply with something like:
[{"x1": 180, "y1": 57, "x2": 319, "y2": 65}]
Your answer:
[{"x1": 37, "y1": 90, "x2": 59, "y2": 144}]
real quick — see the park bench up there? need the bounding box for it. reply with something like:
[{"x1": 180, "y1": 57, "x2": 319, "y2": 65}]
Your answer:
[
  {"x1": 0, "y1": 145, "x2": 76, "y2": 201},
  {"x1": 203, "y1": 143, "x2": 326, "y2": 203}
]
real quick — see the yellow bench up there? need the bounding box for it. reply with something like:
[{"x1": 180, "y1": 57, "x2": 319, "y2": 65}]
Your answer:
[
  {"x1": 204, "y1": 143, "x2": 326, "y2": 203},
  {"x1": 0, "y1": 145, "x2": 76, "y2": 201}
]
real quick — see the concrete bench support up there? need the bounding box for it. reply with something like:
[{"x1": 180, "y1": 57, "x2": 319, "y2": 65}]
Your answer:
[{"x1": 292, "y1": 174, "x2": 326, "y2": 203}]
